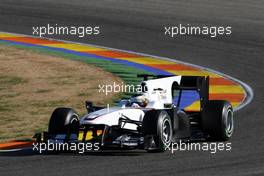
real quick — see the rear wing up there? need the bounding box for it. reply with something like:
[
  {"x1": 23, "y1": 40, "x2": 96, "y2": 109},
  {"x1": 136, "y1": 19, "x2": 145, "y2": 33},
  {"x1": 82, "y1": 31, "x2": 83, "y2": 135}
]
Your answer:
[{"x1": 173, "y1": 76, "x2": 209, "y2": 111}]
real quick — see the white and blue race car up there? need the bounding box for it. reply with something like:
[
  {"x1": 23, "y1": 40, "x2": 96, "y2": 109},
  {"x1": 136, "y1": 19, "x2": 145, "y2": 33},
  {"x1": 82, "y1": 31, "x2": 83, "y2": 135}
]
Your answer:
[{"x1": 35, "y1": 75, "x2": 234, "y2": 152}]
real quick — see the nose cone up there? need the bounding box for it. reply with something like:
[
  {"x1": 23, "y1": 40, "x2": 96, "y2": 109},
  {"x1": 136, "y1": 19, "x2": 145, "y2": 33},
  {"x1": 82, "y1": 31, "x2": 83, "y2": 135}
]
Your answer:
[{"x1": 80, "y1": 107, "x2": 123, "y2": 124}]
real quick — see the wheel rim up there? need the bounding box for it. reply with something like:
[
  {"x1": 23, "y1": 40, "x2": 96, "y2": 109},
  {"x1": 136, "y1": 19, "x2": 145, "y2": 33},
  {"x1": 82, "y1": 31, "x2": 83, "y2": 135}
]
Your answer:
[
  {"x1": 225, "y1": 109, "x2": 234, "y2": 136},
  {"x1": 162, "y1": 118, "x2": 171, "y2": 143}
]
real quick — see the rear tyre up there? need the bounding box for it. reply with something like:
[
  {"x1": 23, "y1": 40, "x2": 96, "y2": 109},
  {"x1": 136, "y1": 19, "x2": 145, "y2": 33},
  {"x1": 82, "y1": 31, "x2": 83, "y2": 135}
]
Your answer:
[
  {"x1": 48, "y1": 107, "x2": 79, "y2": 135},
  {"x1": 143, "y1": 110, "x2": 172, "y2": 152},
  {"x1": 202, "y1": 100, "x2": 234, "y2": 141}
]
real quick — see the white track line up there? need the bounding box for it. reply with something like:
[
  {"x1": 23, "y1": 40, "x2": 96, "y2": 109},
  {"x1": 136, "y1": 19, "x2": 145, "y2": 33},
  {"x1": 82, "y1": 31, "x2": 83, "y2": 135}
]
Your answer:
[{"x1": 1, "y1": 32, "x2": 254, "y2": 111}]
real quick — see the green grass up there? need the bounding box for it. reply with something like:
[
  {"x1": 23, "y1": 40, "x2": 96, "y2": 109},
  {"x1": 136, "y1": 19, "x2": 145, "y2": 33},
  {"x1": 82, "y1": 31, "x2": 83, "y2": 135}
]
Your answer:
[
  {"x1": 0, "y1": 102, "x2": 11, "y2": 112},
  {"x1": 77, "y1": 92, "x2": 93, "y2": 97},
  {"x1": 34, "y1": 89, "x2": 52, "y2": 93},
  {"x1": 0, "y1": 93, "x2": 21, "y2": 99},
  {"x1": 0, "y1": 75, "x2": 27, "y2": 87}
]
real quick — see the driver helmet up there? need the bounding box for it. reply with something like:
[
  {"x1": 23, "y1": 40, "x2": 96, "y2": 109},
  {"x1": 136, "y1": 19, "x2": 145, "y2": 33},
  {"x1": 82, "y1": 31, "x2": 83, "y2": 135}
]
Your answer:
[{"x1": 130, "y1": 94, "x2": 149, "y2": 107}]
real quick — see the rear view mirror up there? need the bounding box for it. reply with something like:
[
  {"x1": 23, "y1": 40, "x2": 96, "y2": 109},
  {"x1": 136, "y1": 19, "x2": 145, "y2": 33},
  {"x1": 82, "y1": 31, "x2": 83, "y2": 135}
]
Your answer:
[{"x1": 85, "y1": 101, "x2": 94, "y2": 113}]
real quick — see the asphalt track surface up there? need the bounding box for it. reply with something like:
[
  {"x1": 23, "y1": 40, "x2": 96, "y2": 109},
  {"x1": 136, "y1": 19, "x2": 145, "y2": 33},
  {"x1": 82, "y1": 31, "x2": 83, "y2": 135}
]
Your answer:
[{"x1": 0, "y1": 0, "x2": 264, "y2": 176}]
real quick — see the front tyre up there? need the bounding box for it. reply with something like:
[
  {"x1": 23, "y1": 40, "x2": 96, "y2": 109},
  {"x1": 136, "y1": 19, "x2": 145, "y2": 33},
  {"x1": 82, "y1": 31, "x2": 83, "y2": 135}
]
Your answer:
[
  {"x1": 48, "y1": 107, "x2": 79, "y2": 135},
  {"x1": 143, "y1": 110, "x2": 172, "y2": 152},
  {"x1": 202, "y1": 100, "x2": 234, "y2": 141}
]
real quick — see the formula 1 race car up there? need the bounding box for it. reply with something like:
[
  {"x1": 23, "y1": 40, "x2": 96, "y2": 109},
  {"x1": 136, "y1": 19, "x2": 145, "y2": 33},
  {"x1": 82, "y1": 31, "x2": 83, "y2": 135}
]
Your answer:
[{"x1": 34, "y1": 74, "x2": 234, "y2": 152}]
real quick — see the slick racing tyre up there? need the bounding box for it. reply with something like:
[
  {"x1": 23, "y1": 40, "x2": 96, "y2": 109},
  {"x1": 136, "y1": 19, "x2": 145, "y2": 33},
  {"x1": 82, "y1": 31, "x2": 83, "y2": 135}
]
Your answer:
[
  {"x1": 143, "y1": 110, "x2": 172, "y2": 152},
  {"x1": 48, "y1": 107, "x2": 79, "y2": 135},
  {"x1": 201, "y1": 100, "x2": 234, "y2": 141}
]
